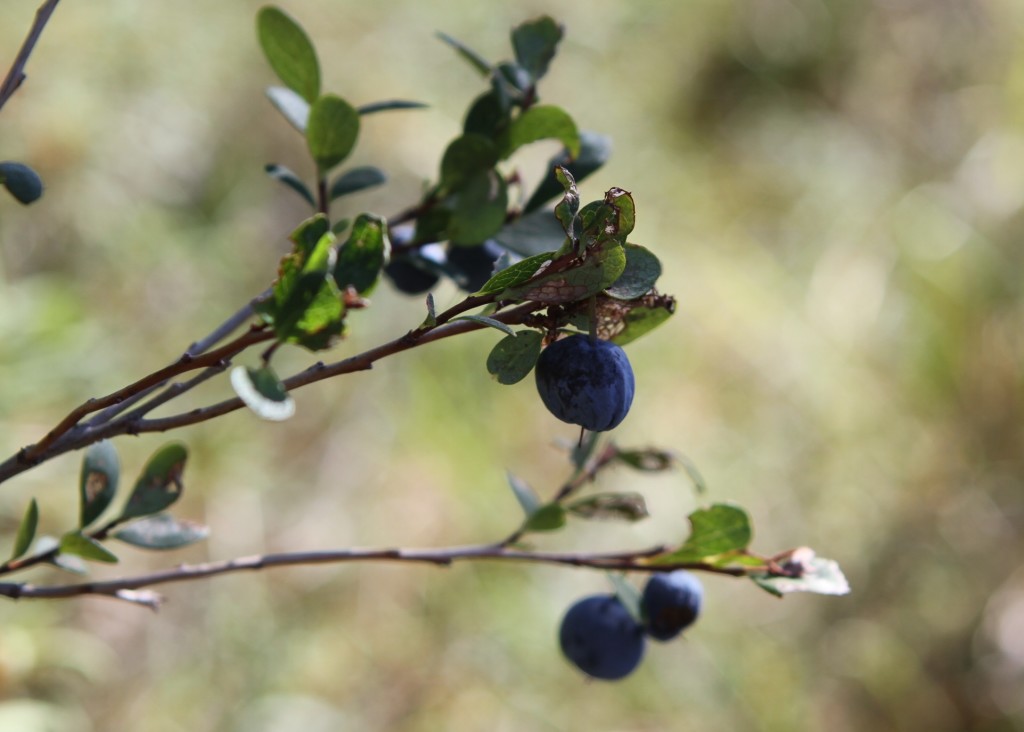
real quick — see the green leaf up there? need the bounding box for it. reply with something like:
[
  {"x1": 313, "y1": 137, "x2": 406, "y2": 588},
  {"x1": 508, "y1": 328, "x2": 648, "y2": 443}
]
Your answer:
[
  {"x1": 494, "y1": 210, "x2": 567, "y2": 258},
  {"x1": 59, "y1": 531, "x2": 118, "y2": 564},
  {"x1": 256, "y1": 221, "x2": 346, "y2": 348},
  {"x1": 357, "y1": 99, "x2": 428, "y2": 115},
  {"x1": 256, "y1": 6, "x2": 320, "y2": 103},
  {"x1": 290, "y1": 283, "x2": 346, "y2": 350},
  {"x1": 511, "y1": 16, "x2": 563, "y2": 81},
  {"x1": 464, "y1": 90, "x2": 510, "y2": 138},
  {"x1": 306, "y1": 94, "x2": 360, "y2": 172},
  {"x1": 334, "y1": 213, "x2": 388, "y2": 294},
  {"x1": 453, "y1": 314, "x2": 516, "y2": 337},
  {"x1": 579, "y1": 187, "x2": 636, "y2": 243},
  {"x1": 605, "y1": 244, "x2": 662, "y2": 300},
  {"x1": 499, "y1": 105, "x2": 580, "y2": 159},
  {"x1": 504, "y1": 237, "x2": 625, "y2": 303},
  {"x1": 507, "y1": 472, "x2": 541, "y2": 517},
  {"x1": 79, "y1": 440, "x2": 120, "y2": 528},
  {"x1": 424, "y1": 293, "x2": 437, "y2": 326},
  {"x1": 435, "y1": 31, "x2": 491, "y2": 76},
  {"x1": 265, "y1": 163, "x2": 315, "y2": 207},
  {"x1": 750, "y1": 549, "x2": 851, "y2": 597},
  {"x1": 475, "y1": 250, "x2": 557, "y2": 296},
  {"x1": 486, "y1": 330, "x2": 543, "y2": 384},
  {"x1": 674, "y1": 452, "x2": 708, "y2": 496},
  {"x1": 0, "y1": 161, "x2": 44, "y2": 205},
  {"x1": 616, "y1": 448, "x2": 675, "y2": 472},
  {"x1": 610, "y1": 302, "x2": 674, "y2": 346},
  {"x1": 553, "y1": 166, "x2": 580, "y2": 242},
  {"x1": 447, "y1": 170, "x2": 508, "y2": 245},
  {"x1": 568, "y1": 493, "x2": 649, "y2": 522},
  {"x1": 265, "y1": 86, "x2": 309, "y2": 132},
  {"x1": 10, "y1": 499, "x2": 38, "y2": 561},
  {"x1": 290, "y1": 214, "x2": 331, "y2": 255},
  {"x1": 33, "y1": 536, "x2": 83, "y2": 574},
  {"x1": 652, "y1": 503, "x2": 753, "y2": 564},
  {"x1": 119, "y1": 443, "x2": 188, "y2": 521},
  {"x1": 231, "y1": 365, "x2": 296, "y2": 422},
  {"x1": 114, "y1": 514, "x2": 210, "y2": 550},
  {"x1": 524, "y1": 132, "x2": 612, "y2": 214},
  {"x1": 523, "y1": 503, "x2": 566, "y2": 532},
  {"x1": 440, "y1": 134, "x2": 499, "y2": 192},
  {"x1": 329, "y1": 166, "x2": 387, "y2": 200}
]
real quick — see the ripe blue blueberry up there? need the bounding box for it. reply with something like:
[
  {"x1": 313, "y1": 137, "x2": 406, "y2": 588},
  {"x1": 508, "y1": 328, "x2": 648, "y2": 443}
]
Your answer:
[
  {"x1": 384, "y1": 257, "x2": 440, "y2": 295},
  {"x1": 534, "y1": 334, "x2": 635, "y2": 432},
  {"x1": 641, "y1": 570, "x2": 703, "y2": 641},
  {"x1": 559, "y1": 594, "x2": 645, "y2": 680},
  {"x1": 447, "y1": 240, "x2": 505, "y2": 292}
]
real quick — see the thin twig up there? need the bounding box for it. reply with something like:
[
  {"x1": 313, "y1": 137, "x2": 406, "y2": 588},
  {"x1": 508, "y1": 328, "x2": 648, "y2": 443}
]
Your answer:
[
  {"x1": 0, "y1": 328, "x2": 273, "y2": 482},
  {"x1": 0, "y1": 0, "x2": 60, "y2": 112},
  {"x1": 0, "y1": 543, "x2": 749, "y2": 604},
  {"x1": 0, "y1": 301, "x2": 543, "y2": 484},
  {"x1": 186, "y1": 287, "x2": 271, "y2": 358}
]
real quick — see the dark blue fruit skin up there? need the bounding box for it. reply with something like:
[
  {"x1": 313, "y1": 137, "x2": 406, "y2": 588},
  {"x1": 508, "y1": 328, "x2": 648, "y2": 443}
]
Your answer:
[
  {"x1": 384, "y1": 257, "x2": 440, "y2": 295},
  {"x1": 559, "y1": 595, "x2": 646, "y2": 680},
  {"x1": 447, "y1": 240, "x2": 505, "y2": 292},
  {"x1": 641, "y1": 571, "x2": 703, "y2": 641},
  {"x1": 535, "y1": 335, "x2": 635, "y2": 432}
]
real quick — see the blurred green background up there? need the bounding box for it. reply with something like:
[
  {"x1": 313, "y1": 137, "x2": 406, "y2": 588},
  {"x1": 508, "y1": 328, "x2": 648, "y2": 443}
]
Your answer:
[{"x1": 2, "y1": 0, "x2": 1024, "y2": 730}]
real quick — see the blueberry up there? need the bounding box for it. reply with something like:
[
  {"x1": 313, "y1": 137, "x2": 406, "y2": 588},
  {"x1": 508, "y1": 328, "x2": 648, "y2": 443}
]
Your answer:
[
  {"x1": 559, "y1": 595, "x2": 645, "y2": 680},
  {"x1": 534, "y1": 334, "x2": 635, "y2": 432},
  {"x1": 384, "y1": 257, "x2": 440, "y2": 295},
  {"x1": 447, "y1": 241, "x2": 505, "y2": 292},
  {"x1": 641, "y1": 571, "x2": 703, "y2": 641}
]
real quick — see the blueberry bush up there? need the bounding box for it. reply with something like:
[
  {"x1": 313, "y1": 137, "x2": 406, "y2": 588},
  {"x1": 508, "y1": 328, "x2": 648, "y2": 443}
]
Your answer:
[{"x1": 0, "y1": 1, "x2": 850, "y2": 685}]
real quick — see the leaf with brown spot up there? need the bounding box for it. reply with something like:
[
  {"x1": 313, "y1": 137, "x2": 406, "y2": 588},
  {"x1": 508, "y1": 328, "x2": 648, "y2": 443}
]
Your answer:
[
  {"x1": 119, "y1": 443, "x2": 188, "y2": 521},
  {"x1": 79, "y1": 440, "x2": 120, "y2": 528}
]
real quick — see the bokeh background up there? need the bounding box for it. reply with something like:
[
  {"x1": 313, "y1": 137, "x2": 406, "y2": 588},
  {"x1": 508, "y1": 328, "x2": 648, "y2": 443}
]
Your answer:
[{"x1": 2, "y1": 0, "x2": 1023, "y2": 730}]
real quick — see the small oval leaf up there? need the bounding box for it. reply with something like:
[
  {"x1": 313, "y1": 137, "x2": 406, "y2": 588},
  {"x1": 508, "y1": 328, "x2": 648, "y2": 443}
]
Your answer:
[
  {"x1": 440, "y1": 134, "x2": 499, "y2": 192},
  {"x1": 523, "y1": 503, "x2": 567, "y2": 532},
  {"x1": 265, "y1": 85, "x2": 310, "y2": 132},
  {"x1": 606, "y1": 244, "x2": 662, "y2": 300},
  {"x1": 357, "y1": 99, "x2": 428, "y2": 115},
  {"x1": 486, "y1": 330, "x2": 543, "y2": 385},
  {"x1": 79, "y1": 440, "x2": 120, "y2": 528},
  {"x1": 499, "y1": 105, "x2": 580, "y2": 160},
  {"x1": 507, "y1": 472, "x2": 541, "y2": 518},
  {"x1": 447, "y1": 170, "x2": 508, "y2": 245},
  {"x1": 511, "y1": 16, "x2": 564, "y2": 81},
  {"x1": 265, "y1": 163, "x2": 315, "y2": 207},
  {"x1": 10, "y1": 498, "x2": 39, "y2": 561},
  {"x1": 257, "y1": 6, "x2": 320, "y2": 103},
  {"x1": 454, "y1": 314, "x2": 516, "y2": 337},
  {"x1": 568, "y1": 492, "x2": 648, "y2": 522},
  {"x1": 114, "y1": 513, "x2": 210, "y2": 550},
  {"x1": 119, "y1": 443, "x2": 188, "y2": 521},
  {"x1": 59, "y1": 531, "x2": 118, "y2": 564},
  {"x1": 329, "y1": 166, "x2": 387, "y2": 200},
  {"x1": 334, "y1": 213, "x2": 389, "y2": 294},
  {"x1": 435, "y1": 31, "x2": 492, "y2": 76},
  {"x1": 231, "y1": 365, "x2": 296, "y2": 422},
  {"x1": 306, "y1": 94, "x2": 360, "y2": 172},
  {"x1": 652, "y1": 503, "x2": 753, "y2": 565}
]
